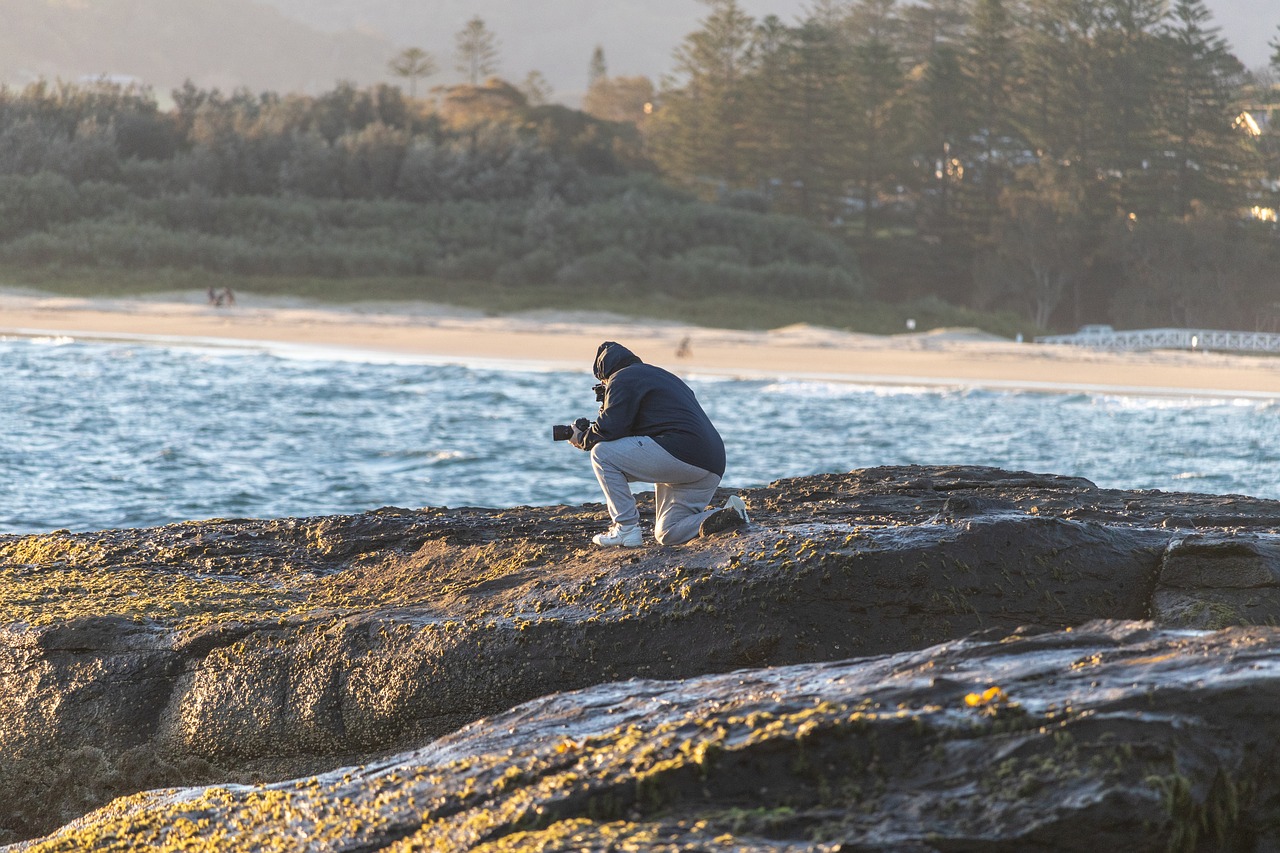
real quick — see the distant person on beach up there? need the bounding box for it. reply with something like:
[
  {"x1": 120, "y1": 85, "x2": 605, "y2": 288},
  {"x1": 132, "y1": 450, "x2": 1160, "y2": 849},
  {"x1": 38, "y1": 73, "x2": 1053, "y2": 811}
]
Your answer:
[
  {"x1": 675, "y1": 336, "x2": 691, "y2": 358},
  {"x1": 568, "y1": 341, "x2": 747, "y2": 547},
  {"x1": 209, "y1": 286, "x2": 235, "y2": 307}
]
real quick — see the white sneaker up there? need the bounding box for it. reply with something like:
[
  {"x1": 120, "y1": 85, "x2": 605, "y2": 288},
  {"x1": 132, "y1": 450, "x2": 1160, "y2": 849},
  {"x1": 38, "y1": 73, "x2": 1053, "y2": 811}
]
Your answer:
[
  {"x1": 592, "y1": 523, "x2": 643, "y2": 547},
  {"x1": 724, "y1": 495, "x2": 749, "y2": 524},
  {"x1": 699, "y1": 495, "x2": 749, "y2": 538}
]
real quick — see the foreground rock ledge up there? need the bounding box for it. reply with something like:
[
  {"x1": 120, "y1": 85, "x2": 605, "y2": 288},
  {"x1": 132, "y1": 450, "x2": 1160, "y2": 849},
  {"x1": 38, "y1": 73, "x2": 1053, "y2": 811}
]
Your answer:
[
  {"x1": 14, "y1": 620, "x2": 1280, "y2": 851},
  {"x1": 2, "y1": 465, "x2": 1280, "y2": 843}
]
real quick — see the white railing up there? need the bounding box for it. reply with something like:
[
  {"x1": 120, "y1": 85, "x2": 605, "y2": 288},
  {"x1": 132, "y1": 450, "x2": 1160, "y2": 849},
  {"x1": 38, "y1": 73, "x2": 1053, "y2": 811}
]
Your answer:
[{"x1": 1036, "y1": 327, "x2": 1280, "y2": 354}]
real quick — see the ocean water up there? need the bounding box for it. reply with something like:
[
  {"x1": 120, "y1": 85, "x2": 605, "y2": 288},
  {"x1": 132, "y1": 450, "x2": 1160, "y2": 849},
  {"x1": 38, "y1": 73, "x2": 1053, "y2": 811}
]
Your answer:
[{"x1": 4, "y1": 335, "x2": 1280, "y2": 534}]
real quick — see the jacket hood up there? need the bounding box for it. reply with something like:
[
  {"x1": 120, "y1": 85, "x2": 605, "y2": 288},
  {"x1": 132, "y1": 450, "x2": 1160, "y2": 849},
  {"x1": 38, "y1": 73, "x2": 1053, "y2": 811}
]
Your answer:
[{"x1": 594, "y1": 341, "x2": 642, "y2": 379}]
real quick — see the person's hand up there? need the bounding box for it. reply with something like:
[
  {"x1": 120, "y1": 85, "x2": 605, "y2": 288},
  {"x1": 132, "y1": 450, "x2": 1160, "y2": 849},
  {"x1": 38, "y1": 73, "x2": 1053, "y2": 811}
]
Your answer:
[{"x1": 570, "y1": 423, "x2": 586, "y2": 449}]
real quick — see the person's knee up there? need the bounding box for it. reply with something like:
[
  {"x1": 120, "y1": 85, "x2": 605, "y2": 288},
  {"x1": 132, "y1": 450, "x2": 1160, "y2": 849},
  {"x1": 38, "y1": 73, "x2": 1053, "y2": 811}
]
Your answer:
[
  {"x1": 653, "y1": 520, "x2": 693, "y2": 547},
  {"x1": 588, "y1": 443, "x2": 607, "y2": 474}
]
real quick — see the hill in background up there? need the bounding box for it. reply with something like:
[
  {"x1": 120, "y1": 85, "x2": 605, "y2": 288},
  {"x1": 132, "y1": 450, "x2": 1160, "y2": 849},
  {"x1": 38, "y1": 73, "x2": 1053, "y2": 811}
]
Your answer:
[
  {"x1": 0, "y1": 0, "x2": 392, "y2": 95},
  {"x1": 0, "y1": 0, "x2": 807, "y2": 102},
  {"x1": 254, "y1": 0, "x2": 743, "y2": 100}
]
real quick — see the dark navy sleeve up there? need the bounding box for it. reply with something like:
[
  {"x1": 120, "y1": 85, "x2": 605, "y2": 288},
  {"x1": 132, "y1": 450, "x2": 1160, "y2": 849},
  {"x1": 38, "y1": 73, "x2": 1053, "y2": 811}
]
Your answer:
[{"x1": 583, "y1": 372, "x2": 642, "y2": 447}]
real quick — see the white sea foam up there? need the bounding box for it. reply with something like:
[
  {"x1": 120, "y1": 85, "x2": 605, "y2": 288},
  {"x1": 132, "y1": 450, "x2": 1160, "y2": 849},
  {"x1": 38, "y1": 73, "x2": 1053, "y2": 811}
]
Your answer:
[
  {"x1": 758, "y1": 380, "x2": 938, "y2": 398},
  {"x1": 257, "y1": 340, "x2": 586, "y2": 375},
  {"x1": 1091, "y1": 393, "x2": 1262, "y2": 410}
]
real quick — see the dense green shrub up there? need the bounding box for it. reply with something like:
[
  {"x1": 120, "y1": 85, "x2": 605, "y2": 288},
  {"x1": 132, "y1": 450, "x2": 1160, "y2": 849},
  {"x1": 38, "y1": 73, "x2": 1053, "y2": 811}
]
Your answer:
[
  {"x1": 76, "y1": 181, "x2": 133, "y2": 217},
  {"x1": 0, "y1": 172, "x2": 80, "y2": 239},
  {"x1": 437, "y1": 248, "x2": 504, "y2": 281},
  {"x1": 755, "y1": 261, "x2": 859, "y2": 297},
  {"x1": 494, "y1": 249, "x2": 559, "y2": 288},
  {"x1": 0, "y1": 81, "x2": 866, "y2": 298},
  {"x1": 554, "y1": 246, "x2": 648, "y2": 290},
  {"x1": 649, "y1": 253, "x2": 858, "y2": 299},
  {"x1": 0, "y1": 172, "x2": 865, "y2": 293},
  {"x1": 0, "y1": 221, "x2": 421, "y2": 277}
]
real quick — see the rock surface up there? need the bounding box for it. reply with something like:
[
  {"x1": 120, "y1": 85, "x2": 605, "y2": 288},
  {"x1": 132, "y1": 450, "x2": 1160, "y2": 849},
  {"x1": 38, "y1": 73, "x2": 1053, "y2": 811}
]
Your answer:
[
  {"x1": 15, "y1": 620, "x2": 1280, "y2": 851},
  {"x1": 2, "y1": 465, "x2": 1280, "y2": 846}
]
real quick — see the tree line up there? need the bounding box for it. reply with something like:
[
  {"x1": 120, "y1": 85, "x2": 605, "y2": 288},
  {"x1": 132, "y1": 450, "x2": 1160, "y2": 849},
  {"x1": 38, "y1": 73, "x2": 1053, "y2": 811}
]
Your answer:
[
  {"x1": 3, "y1": 0, "x2": 1280, "y2": 331},
  {"x1": 628, "y1": 0, "x2": 1280, "y2": 330},
  {"x1": 0, "y1": 78, "x2": 861, "y2": 303}
]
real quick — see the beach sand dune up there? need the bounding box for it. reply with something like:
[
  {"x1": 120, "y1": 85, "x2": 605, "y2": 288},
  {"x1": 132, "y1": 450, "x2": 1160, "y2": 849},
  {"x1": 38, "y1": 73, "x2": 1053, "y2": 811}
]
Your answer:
[{"x1": 4, "y1": 290, "x2": 1280, "y2": 397}]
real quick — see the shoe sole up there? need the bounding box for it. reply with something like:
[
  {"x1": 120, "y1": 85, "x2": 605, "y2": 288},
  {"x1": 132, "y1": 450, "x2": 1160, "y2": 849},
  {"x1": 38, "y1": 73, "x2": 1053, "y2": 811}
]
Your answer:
[{"x1": 700, "y1": 508, "x2": 745, "y2": 537}]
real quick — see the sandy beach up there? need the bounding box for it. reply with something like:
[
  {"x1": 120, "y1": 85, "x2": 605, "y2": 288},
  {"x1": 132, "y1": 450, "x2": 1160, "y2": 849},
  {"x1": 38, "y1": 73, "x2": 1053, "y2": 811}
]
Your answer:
[{"x1": 5, "y1": 289, "x2": 1280, "y2": 398}]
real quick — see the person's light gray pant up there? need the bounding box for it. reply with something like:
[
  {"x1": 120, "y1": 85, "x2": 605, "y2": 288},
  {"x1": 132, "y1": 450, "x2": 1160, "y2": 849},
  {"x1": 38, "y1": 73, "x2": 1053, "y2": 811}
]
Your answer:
[{"x1": 590, "y1": 436, "x2": 721, "y2": 546}]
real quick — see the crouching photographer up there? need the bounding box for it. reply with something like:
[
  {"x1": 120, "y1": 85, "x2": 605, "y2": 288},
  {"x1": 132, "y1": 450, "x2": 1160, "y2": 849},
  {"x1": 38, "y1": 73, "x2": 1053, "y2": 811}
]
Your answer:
[{"x1": 555, "y1": 341, "x2": 747, "y2": 548}]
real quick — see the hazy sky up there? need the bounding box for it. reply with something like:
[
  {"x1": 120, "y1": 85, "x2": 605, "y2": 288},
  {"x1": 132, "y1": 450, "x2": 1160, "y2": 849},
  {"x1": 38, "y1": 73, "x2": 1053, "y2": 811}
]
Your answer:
[{"x1": 1195, "y1": 0, "x2": 1275, "y2": 69}]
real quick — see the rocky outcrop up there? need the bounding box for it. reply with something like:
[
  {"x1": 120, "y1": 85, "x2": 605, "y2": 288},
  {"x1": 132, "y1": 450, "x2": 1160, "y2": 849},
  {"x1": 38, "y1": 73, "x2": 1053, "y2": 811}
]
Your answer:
[
  {"x1": 3, "y1": 465, "x2": 1280, "y2": 845},
  {"x1": 17, "y1": 620, "x2": 1280, "y2": 851}
]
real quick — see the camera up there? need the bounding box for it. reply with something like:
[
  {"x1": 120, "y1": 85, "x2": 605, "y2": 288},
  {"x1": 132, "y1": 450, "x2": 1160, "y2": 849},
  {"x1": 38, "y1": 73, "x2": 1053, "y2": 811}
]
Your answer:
[
  {"x1": 553, "y1": 382, "x2": 607, "y2": 442},
  {"x1": 552, "y1": 417, "x2": 591, "y2": 442},
  {"x1": 553, "y1": 382, "x2": 607, "y2": 441}
]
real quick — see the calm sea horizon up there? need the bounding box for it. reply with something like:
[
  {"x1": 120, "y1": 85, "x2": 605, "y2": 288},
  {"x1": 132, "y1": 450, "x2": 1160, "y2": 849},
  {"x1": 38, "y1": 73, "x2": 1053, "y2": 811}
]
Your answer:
[{"x1": 5, "y1": 334, "x2": 1279, "y2": 535}]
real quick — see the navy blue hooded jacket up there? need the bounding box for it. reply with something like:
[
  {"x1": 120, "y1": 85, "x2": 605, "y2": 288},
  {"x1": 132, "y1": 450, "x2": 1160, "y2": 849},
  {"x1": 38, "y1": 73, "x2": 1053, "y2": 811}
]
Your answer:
[{"x1": 580, "y1": 341, "x2": 726, "y2": 477}]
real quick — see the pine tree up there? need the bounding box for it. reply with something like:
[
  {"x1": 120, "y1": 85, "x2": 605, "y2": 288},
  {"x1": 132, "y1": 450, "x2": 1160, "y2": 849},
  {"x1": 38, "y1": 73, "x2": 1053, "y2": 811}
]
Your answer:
[
  {"x1": 913, "y1": 43, "x2": 969, "y2": 239},
  {"x1": 898, "y1": 0, "x2": 968, "y2": 67},
  {"x1": 1149, "y1": 0, "x2": 1257, "y2": 217},
  {"x1": 521, "y1": 71, "x2": 553, "y2": 106},
  {"x1": 896, "y1": 0, "x2": 972, "y2": 221},
  {"x1": 650, "y1": 0, "x2": 757, "y2": 192},
  {"x1": 747, "y1": 17, "x2": 849, "y2": 217},
  {"x1": 955, "y1": 0, "x2": 1020, "y2": 241},
  {"x1": 1016, "y1": 0, "x2": 1114, "y2": 221},
  {"x1": 588, "y1": 46, "x2": 608, "y2": 89},
  {"x1": 388, "y1": 47, "x2": 437, "y2": 100},
  {"x1": 806, "y1": 0, "x2": 851, "y2": 27},
  {"x1": 842, "y1": 0, "x2": 910, "y2": 237},
  {"x1": 1091, "y1": 0, "x2": 1167, "y2": 217},
  {"x1": 455, "y1": 17, "x2": 500, "y2": 86}
]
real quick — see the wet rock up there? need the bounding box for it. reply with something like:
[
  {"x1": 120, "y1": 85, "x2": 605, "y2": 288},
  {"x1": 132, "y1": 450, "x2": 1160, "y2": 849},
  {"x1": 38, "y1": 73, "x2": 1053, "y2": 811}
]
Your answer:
[
  {"x1": 1151, "y1": 534, "x2": 1280, "y2": 629},
  {"x1": 15, "y1": 620, "x2": 1280, "y2": 851},
  {"x1": 2, "y1": 465, "x2": 1280, "y2": 843},
  {"x1": 1161, "y1": 535, "x2": 1280, "y2": 588}
]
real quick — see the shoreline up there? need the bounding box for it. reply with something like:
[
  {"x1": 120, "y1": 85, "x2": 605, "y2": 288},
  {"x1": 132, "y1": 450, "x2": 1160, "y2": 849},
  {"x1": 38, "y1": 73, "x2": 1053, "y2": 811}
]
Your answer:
[{"x1": 6, "y1": 290, "x2": 1280, "y2": 398}]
